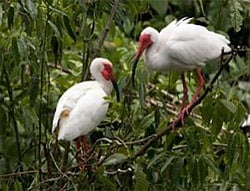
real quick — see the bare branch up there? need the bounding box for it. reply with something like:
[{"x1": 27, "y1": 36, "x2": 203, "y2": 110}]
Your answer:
[
  {"x1": 96, "y1": 0, "x2": 119, "y2": 56},
  {"x1": 0, "y1": 170, "x2": 39, "y2": 178},
  {"x1": 47, "y1": 62, "x2": 72, "y2": 74}
]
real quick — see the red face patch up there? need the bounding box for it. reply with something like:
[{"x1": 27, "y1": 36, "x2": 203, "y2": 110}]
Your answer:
[
  {"x1": 101, "y1": 63, "x2": 114, "y2": 81},
  {"x1": 136, "y1": 33, "x2": 153, "y2": 58},
  {"x1": 139, "y1": 33, "x2": 152, "y2": 48}
]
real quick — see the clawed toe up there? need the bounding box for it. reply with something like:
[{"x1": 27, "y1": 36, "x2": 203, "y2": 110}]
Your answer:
[{"x1": 172, "y1": 106, "x2": 191, "y2": 129}]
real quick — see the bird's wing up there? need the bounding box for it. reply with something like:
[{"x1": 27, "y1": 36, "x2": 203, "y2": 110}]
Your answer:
[
  {"x1": 57, "y1": 87, "x2": 109, "y2": 141},
  {"x1": 159, "y1": 17, "x2": 192, "y2": 43},
  {"x1": 160, "y1": 21, "x2": 231, "y2": 68},
  {"x1": 52, "y1": 81, "x2": 99, "y2": 133}
]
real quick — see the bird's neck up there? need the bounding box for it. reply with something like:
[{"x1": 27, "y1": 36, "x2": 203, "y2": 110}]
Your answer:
[
  {"x1": 144, "y1": 40, "x2": 163, "y2": 71},
  {"x1": 100, "y1": 80, "x2": 113, "y2": 95}
]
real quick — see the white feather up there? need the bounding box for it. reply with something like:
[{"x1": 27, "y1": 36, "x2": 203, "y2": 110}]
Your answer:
[
  {"x1": 52, "y1": 58, "x2": 114, "y2": 141},
  {"x1": 52, "y1": 81, "x2": 110, "y2": 141},
  {"x1": 142, "y1": 17, "x2": 231, "y2": 71},
  {"x1": 53, "y1": 81, "x2": 109, "y2": 141}
]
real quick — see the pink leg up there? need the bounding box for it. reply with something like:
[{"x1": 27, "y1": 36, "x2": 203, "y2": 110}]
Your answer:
[
  {"x1": 173, "y1": 69, "x2": 205, "y2": 128},
  {"x1": 173, "y1": 73, "x2": 188, "y2": 128},
  {"x1": 76, "y1": 138, "x2": 84, "y2": 171},
  {"x1": 180, "y1": 73, "x2": 188, "y2": 110},
  {"x1": 76, "y1": 138, "x2": 82, "y2": 156},
  {"x1": 81, "y1": 135, "x2": 89, "y2": 153},
  {"x1": 185, "y1": 68, "x2": 205, "y2": 112}
]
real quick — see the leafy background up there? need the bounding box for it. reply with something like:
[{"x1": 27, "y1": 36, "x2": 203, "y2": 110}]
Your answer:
[{"x1": 0, "y1": 0, "x2": 249, "y2": 190}]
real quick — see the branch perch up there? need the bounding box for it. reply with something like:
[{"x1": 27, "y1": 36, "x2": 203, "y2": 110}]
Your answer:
[
  {"x1": 133, "y1": 49, "x2": 237, "y2": 159},
  {"x1": 96, "y1": 0, "x2": 119, "y2": 56}
]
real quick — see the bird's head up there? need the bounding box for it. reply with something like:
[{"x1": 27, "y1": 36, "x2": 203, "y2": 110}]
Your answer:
[
  {"x1": 132, "y1": 27, "x2": 156, "y2": 86},
  {"x1": 90, "y1": 58, "x2": 120, "y2": 102}
]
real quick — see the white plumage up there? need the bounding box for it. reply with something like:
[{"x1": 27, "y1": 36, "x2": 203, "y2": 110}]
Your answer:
[
  {"x1": 52, "y1": 82, "x2": 109, "y2": 141},
  {"x1": 132, "y1": 17, "x2": 231, "y2": 124},
  {"x1": 134, "y1": 17, "x2": 231, "y2": 72},
  {"x1": 52, "y1": 58, "x2": 119, "y2": 141}
]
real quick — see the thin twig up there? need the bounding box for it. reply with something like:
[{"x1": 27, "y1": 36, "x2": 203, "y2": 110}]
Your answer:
[
  {"x1": 124, "y1": 135, "x2": 157, "y2": 145},
  {"x1": 47, "y1": 62, "x2": 72, "y2": 74},
  {"x1": 0, "y1": 170, "x2": 39, "y2": 178},
  {"x1": 133, "y1": 50, "x2": 237, "y2": 159},
  {"x1": 96, "y1": 0, "x2": 119, "y2": 54},
  {"x1": 2, "y1": 61, "x2": 23, "y2": 170}
]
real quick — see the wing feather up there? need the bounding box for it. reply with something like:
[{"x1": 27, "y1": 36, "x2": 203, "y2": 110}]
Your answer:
[
  {"x1": 57, "y1": 86, "x2": 108, "y2": 141},
  {"x1": 52, "y1": 81, "x2": 99, "y2": 133},
  {"x1": 159, "y1": 18, "x2": 231, "y2": 69}
]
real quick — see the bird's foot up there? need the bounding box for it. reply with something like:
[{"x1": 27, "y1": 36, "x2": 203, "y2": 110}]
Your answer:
[
  {"x1": 172, "y1": 106, "x2": 191, "y2": 129},
  {"x1": 172, "y1": 118, "x2": 179, "y2": 131},
  {"x1": 180, "y1": 106, "x2": 191, "y2": 125},
  {"x1": 79, "y1": 163, "x2": 85, "y2": 171}
]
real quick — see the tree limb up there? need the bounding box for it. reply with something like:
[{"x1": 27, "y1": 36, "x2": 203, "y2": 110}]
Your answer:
[{"x1": 96, "y1": 0, "x2": 119, "y2": 56}]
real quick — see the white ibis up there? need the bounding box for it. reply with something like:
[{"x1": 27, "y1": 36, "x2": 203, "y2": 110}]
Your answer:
[
  {"x1": 52, "y1": 58, "x2": 119, "y2": 169},
  {"x1": 132, "y1": 17, "x2": 231, "y2": 125}
]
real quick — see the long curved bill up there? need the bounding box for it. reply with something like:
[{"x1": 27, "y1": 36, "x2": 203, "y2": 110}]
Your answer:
[
  {"x1": 111, "y1": 80, "x2": 120, "y2": 102},
  {"x1": 132, "y1": 56, "x2": 140, "y2": 87}
]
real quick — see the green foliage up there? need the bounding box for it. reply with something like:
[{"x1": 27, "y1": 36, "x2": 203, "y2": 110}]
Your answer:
[
  {"x1": 229, "y1": 0, "x2": 244, "y2": 32},
  {"x1": 0, "y1": 0, "x2": 249, "y2": 190}
]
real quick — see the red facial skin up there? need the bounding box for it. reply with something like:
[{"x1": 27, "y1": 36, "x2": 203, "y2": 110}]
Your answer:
[
  {"x1": 101, "y1": 63, "x2": 120, "y2": 102},
  {"x1": 132, "y1": 33, "x2": 153, "y2": 86},
  {"x1": 136, "y1": 33, "x2": 153, "y2": 59},
  {"x1": 101, "y1": 63, "x2": 114, "y2": 81}
]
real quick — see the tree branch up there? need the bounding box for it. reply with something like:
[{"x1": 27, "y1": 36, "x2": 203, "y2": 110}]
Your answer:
[
  {"x1": 133, "y1": 49, "x2": 237, "y2": 159},
  {"x1": 95, "y1": 0, "x2": 119, "y2": 56}
]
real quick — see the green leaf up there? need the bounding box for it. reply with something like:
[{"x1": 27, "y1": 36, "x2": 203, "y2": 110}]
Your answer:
[
  {"x1": 17, "y1": 38, "x2": 27, "y2": 59},
  {"x1": 203, "y1": 155, "x2": 221, "y2": 174},
  {"x1": 103, "y1": 153, "x2": 128, "y2": 166},
  {"x1": 172, "y1": 158, "x2": 184, "y2": 184},
  {"x1": 200, "y1": 95, "x2": 214, "y2": 124},
  {"x1": 198, "y1": 156, "x2": 208, "y2": 185},
  {"x1": 147, "y1": 152, "x2": 165, "y2": 169},
  {"x1": 160, "y1": 156, "x2": 175, "y2": 174},
  {"x1": 229, "y1": 0, "x2": 243, "y2": 32},
  {"x1": 7, "y1": 5, "x2": 14, "y2": 29},
  {"x1": 29, "y1": 74, "x2": 39, "y2": 107},
  {"x1": 154, "y1": 108, "x2": 160, "y2": 128},
  {"x1": 149, "y1": 0, "x2": 168, "y2": 16},
  {"x1": 190, "y1": 157, "x2": 199, "y2": 186},
  {"x1": 220, "y1": 99, "x2": 237, "y2": 114},
  {"x1": 26, "y1": 0, "x2": 37, "y2": 19},
  {"x1": 63, "y1": 15, "x2": 76, "y2": 42},
  {"x1": 48, "y1": 20, "x2": 61, "y2": 38},
  {"x1": 14, "y1": 181, "x2": 23, "y2": 191},
  {"x1": 138, "y1": 83, "x2": 145, "y2": 106},
  {"x1": 134, "y1": 168, "x2": 149, "y2": 191},
  {"x1": 11, "y1": 37, "x2": 20, "y2": 63},
  {"x1": 48, "y1": 5, "x2": 67, "y2": 16},
  {"x1": 139, "y1": 111, "x2": 155, "y2": 130}
]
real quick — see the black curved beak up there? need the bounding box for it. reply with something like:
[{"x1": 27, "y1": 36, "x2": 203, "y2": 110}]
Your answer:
[
  {"x1": 132, "y1": 56, "x2": 139, "y2": 87},
  {"x1": 111, "y1": 80, "x2": 120, "y2": 102}
]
